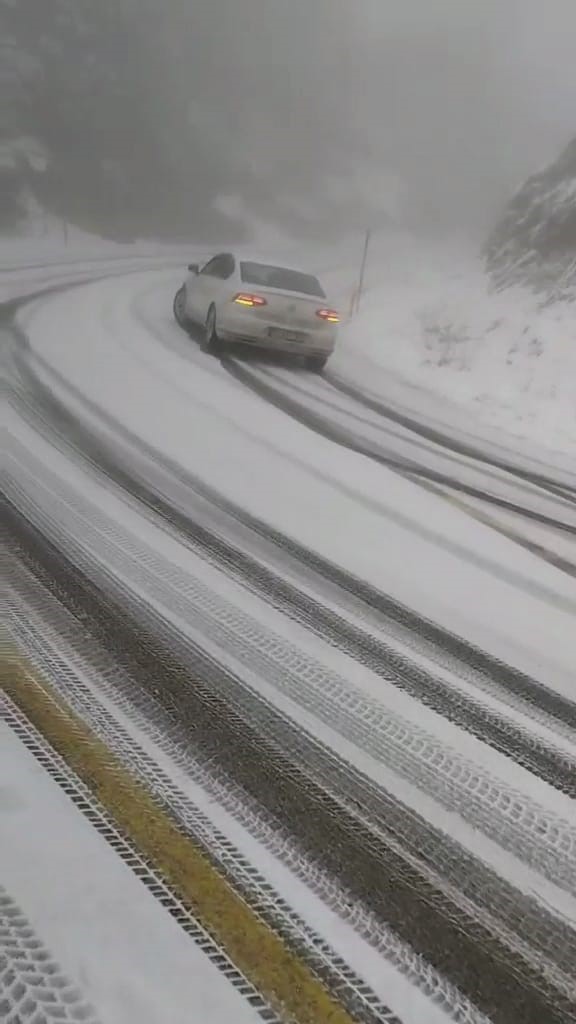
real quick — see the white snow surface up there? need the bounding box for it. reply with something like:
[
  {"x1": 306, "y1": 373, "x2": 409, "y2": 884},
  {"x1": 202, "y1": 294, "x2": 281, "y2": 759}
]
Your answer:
[
  {"x1": 16, "y1": 271, "x2": 576, "y2": 695},
  {"x1": 330, "y1": 235, "x2": 576, "y2": 466},
  {"x1": 0, "y1": 223, "x2": 188, "y2": 270},
  {"x1": 4, "y1": 240, "x2": 576, "y2": 1024},
  {"x1": 7, "y1": 589, "x2": 472, "y2": 1024},
  {"x1": 6, "y1": 407, "x2": 576, "y2": 947},
  {"x1": 11, "y1": 219, "x2": 571, "y2": 474},
  {"x1": 4, "y1": 222, "x2": 575, "y2": 475},
  {"x1": 0, "y1": 228, "x2": 202, "y2": 302},
  {"x1": 0, "y1": 717, "x2": 264, "y2": 1024}
]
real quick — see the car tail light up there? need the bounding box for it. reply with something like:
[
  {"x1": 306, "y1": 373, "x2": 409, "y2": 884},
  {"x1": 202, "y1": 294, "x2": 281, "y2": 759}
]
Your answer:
[
  {"x1": 233, "y1": 293, "x2": 268, "y2": 307},
  {"x1": 316, "y1": 308, "x2": 340, "y2": 323}
]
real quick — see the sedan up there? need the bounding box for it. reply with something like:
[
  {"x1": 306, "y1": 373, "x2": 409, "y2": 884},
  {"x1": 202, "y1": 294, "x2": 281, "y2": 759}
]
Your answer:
[{"x1": 173, "y1": 252, "x2": 339, "y2": 371}]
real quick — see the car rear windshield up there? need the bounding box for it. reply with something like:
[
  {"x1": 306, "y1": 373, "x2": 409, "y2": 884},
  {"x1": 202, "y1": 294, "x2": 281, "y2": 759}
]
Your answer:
[{"x1": 240, "y1": 262, "x2": 325, "y2": 298}]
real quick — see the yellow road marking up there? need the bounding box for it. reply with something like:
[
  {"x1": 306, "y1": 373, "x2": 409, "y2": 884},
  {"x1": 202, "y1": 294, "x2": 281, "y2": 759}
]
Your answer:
[{"x1": 1, "y1": 649, "x2": 360, "y2": 1024}]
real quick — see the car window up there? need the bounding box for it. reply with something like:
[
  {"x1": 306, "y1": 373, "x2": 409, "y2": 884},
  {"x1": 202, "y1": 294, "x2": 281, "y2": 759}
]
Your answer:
[
  {"x1": 200, "y1": 254, "x2": 235, "y2": 279},
  {"x1": 240, "y1": 262, "x2": 325, "y2": 298},
  {"x1": 200, "y1": 256, "x2": 222, "y2": 277},
  {"x1": 218, "y1": 254, "x2": 235, "y2": 279}
]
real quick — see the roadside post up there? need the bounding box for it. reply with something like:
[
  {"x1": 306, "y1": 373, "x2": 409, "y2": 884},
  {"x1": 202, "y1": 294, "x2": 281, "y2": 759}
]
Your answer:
[{"x1": 354, "y1": 228, "x2": 371, "y2": 315}]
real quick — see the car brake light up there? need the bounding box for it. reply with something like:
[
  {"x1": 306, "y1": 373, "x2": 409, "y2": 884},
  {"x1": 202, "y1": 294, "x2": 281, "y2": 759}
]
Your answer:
[
  {"x1": 316, "y1": 308, "x2": 340, "y2": 323},
  {"x1": 233, "y1": 293, "x2": 268, "y2": 307}
]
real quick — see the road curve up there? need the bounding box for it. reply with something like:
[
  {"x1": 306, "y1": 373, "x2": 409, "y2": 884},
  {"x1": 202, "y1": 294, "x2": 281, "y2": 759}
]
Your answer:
[{"x1": 4, "y1": 265, "x2": 576, "y2": 1024}]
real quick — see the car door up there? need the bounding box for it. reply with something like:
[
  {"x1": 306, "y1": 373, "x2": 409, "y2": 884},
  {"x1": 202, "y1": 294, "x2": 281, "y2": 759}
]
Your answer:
[
  {"x1": 186, "y1": 255, "x2": 231, "y2": 323},
  {"x1": 185, "y1": 256, "x2": 216, "y2": 322},
  {"x1": 210, "y1": 254, "x2": 236, "y2": 319}
]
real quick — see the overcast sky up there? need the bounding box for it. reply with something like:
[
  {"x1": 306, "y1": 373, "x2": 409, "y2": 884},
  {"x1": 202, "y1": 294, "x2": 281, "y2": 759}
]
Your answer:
[{"x1": 121, "y1": 0, "x2": 576, "y2": 237}]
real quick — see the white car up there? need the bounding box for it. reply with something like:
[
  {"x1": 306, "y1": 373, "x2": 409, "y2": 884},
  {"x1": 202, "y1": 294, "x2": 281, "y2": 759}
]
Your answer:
[{"x1": 173, "y1": 252, "x2": 339, "y2": 371}]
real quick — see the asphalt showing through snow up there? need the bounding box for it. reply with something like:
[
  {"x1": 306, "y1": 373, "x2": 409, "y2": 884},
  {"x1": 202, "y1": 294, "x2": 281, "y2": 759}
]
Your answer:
[{"x1": 6, "y1": 506, "x2": 576, "y2": 1024}]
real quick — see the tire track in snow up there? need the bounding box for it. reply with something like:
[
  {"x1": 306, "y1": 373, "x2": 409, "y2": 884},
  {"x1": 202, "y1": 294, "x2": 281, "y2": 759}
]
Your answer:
[
  {"x1": 0, "y1": 886, "x2": 100, "y2": 1024},
  {"x1": 11, "y1": 366, "x2": 575, "y2": 794},
  {"x1": 6, "y1": 565, "x2": 492, "y2": 1024},
  {"x1": 9, "y1": 336, "x2": 576, "y2": 740},
  {"x1": 221, "y1": 356, "x2": 576, "y2": 538},
  {"x1": 4, "y1": 503, "x2": 576, "y2": 1024},
  {"x1": 0, "y1": 697, "x2": 288, "y2": 1024},
  {"x1": 324, "y1": 372, "x2": 576, "y2": 501},
  {"x1": 6, "y1": 578, "x2": 430, "y2": 1024},
  {"x1": 6, "y1": 445, "x2": 575, "y2": 896}
]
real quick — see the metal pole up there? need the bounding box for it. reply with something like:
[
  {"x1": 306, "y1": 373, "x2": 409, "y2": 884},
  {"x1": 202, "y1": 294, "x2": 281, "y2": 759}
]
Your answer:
[{"x1": 355, "y1": 228, "x2": 371, "y2": 315}]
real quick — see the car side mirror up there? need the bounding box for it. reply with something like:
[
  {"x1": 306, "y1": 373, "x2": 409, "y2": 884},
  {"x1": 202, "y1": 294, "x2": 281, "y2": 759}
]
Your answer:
[{"x1": 188, "y1": 263, "x2": 199, "y2": 274}]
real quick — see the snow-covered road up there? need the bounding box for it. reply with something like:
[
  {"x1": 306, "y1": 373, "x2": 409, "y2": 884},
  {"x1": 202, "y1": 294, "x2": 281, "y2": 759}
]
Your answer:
[
  {"x1": 14, "y1": 269, "x2": 576, "y2": 676},
  {"x1": 3, "y1": 261, "x2": 576, "y2": 1024}
]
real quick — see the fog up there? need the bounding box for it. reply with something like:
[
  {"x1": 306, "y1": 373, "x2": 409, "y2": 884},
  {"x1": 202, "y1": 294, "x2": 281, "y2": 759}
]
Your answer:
[{"x1": 3, "y1": 0, "x2": 575, "y2": 240}]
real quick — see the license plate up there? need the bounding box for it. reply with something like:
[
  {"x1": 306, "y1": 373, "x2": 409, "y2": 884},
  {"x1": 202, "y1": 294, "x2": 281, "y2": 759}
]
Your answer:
[{"x1": 268, "y1": 327, "x2": 307, "y2": 343}]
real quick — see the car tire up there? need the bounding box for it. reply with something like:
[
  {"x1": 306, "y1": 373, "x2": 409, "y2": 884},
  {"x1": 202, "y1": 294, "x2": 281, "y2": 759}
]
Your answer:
[
  {"x1": 306, "y1": 354, "x2": 328, "y2": 373},
  {"x1": 202, "y1": 304, "x2": 225, "y2": 356},
  {"x1": 173, "y1": 286, "x2": 190, "y2": 331}
]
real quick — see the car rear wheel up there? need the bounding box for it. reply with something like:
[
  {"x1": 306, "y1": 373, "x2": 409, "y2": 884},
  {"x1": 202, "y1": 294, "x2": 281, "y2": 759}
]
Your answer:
[
  {"x1": 173, "y1": 287, "x2": 190, "y2": 331},
  {"x1": 202, "y1": 304, "x2": 225, "y2": 356},
  {"x1": 306, "y1": 354, "x2": 328, "y2": 373}
]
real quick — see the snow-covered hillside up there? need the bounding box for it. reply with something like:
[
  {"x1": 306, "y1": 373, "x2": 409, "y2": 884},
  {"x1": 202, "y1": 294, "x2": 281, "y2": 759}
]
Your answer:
[
  {"x1": 333, "y1": 137, "x2": 576, "y2": 460},
  {"x1": 334, "y1": 232, "x2": 575, "y2": 461},
  {"x1": 485, "y1": 136, "x2": 576, "y2": 300}
]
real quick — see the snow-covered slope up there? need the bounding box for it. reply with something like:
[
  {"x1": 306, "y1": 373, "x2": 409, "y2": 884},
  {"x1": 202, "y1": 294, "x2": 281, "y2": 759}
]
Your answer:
[
  {"x1": 485, "y1": 137, "x2": 576, "y2": 300},
  {"x1": 333, "y1": 234, "x2": 575, "y2": 460},
  {"x1": 335, "y1": 140, "x2": 576, "y2": 458}
]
